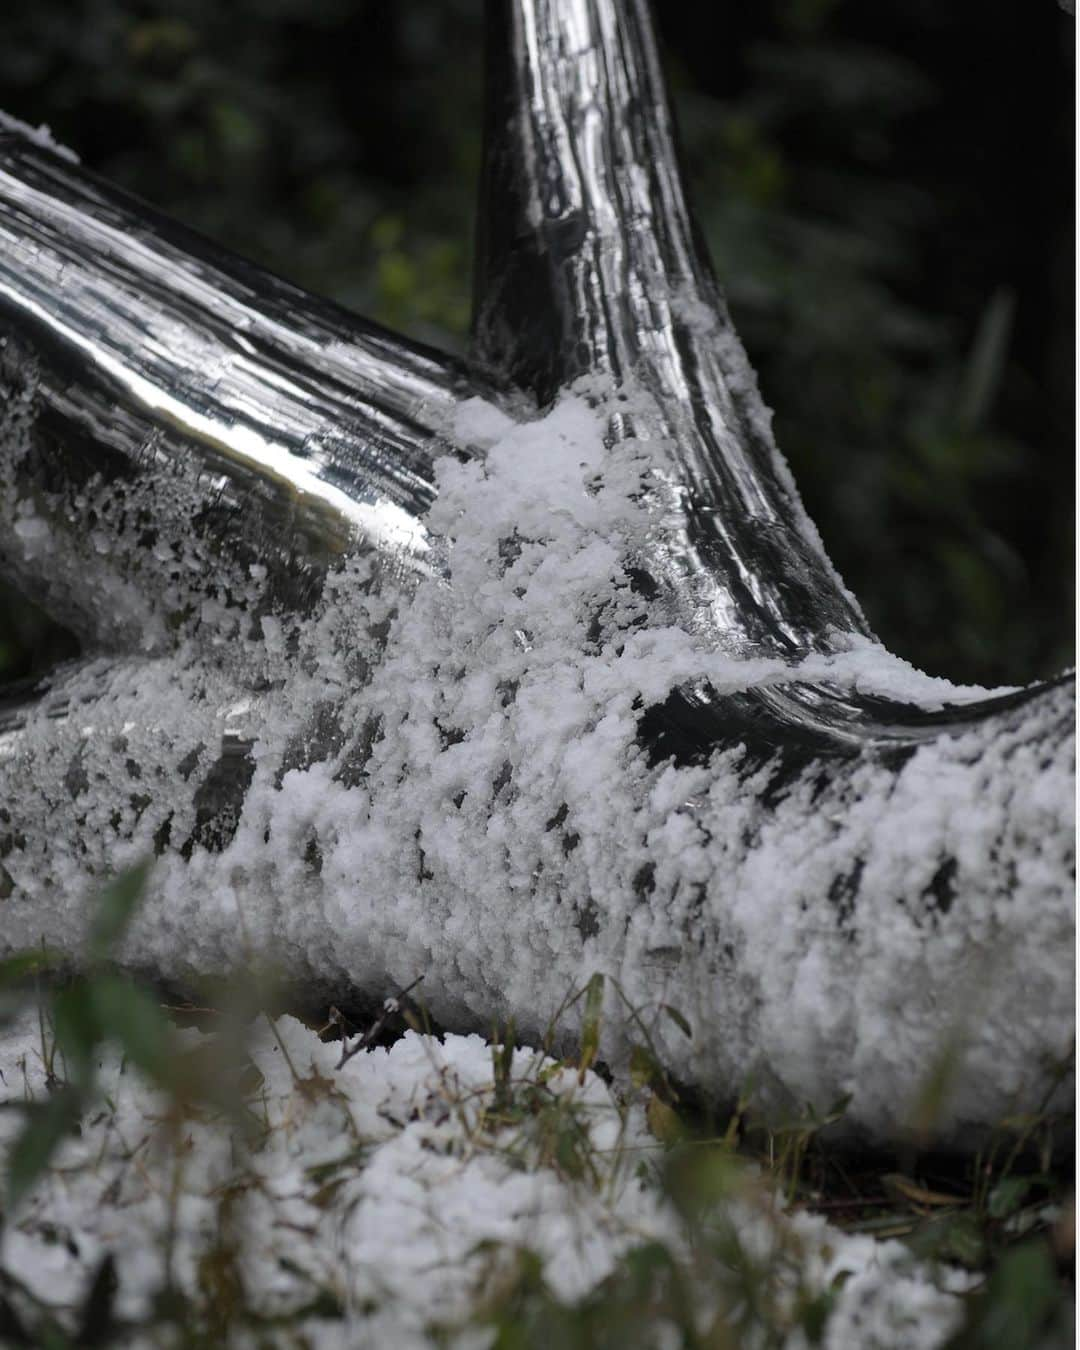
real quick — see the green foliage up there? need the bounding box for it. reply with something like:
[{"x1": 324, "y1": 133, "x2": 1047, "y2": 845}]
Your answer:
[
  {"x1": 0, "y1": 941, "x2": 1073, "y2": 1346},
  {"x1": 659, "y1": 1003, "x2": 693, "y2": 1040},
  {"x1": 577, "y1": 972, "x2": 604, "y2": 1079},
  {"x1": 87, "y1": 857, "x2": 153, "y2": 961},
  {"x1": 4, "y1": 1086, "x2": 85, "y2": 1214},
  {"x1": 0, "y1": 949, "x2": 64, "y2": 989},
  {"x1": 476, "y1": 1137, "x2": 841, "y2": 1350},
  {"x1": 0, "y1": 861, "x2": 176, "y2": 1213},
  {"x1": 944, "y1": 1239, "x2": 1072, "y2": 1350}
]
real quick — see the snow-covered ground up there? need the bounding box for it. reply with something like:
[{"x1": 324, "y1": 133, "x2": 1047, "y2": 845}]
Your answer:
[{"x1": 0, "y1": 1006, "x2": 976, "y2": 1348}]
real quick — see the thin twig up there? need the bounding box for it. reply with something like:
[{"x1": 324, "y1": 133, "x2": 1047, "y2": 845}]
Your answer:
[{"x1": 335, "y1": 976, "x2": 424, "y2": 1070}]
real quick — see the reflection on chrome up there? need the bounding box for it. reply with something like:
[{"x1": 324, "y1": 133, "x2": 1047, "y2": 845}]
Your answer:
[
  {"x1": 0, "y1": 0, "x2": 1062, "y2": 755},
  {"x1": 474, "y1": 0, "x2": 868, "y2": 659},
  {"x1": 0, "y1": 133, "x2": 492, "y2": 624}
]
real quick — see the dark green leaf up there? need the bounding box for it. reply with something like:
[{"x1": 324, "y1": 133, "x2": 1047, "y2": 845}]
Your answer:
[
  {"x1": 988, "y1": 1176, "x2": 1033, "y2": 1220},
  {"x1": 90, "y1": 976, "x2": 174, "y2": 1087},
  {"x1": 0, "y1": 950, "x2": 64, "y2": 988},
  {"x1": 824, "y1": 1092, "x2": 853, "y2": 1123},
  {"x1": 578, "y1": 974, "x2": 604, "y2": 1076},
  {"x1": 799, "y1": 1286, "x2": 839, "y2": 1344},
  {"x1": 6, "y1": 1086, "x2": 85, "y2": 1211},
  {"x1": 660, "y1": 1004, "x2": 692, "y2": 1039},
  {"x1": 945, "y1": 1239, "x2": 1064, "y2": 1349},
  {"x1": 51, "y1": 984, "x2": 102, "y2": 1085},
  {"x1": 907, "y1": 1210, "x2": 986, "y2": 1269},
  {"x1": 629, "y1": 1043, "x2": 661, "y2": 1089},
  {"x1": 958, "y1": 288, "x2": 1014, "y2": 432},
  {"x1": 88, "y1": 860, "x2": 152, "y2": 962},
  {"x1": 492, "y1": 1019, "x2": 515, "y2": 1112},
  {"x1": 76, "y1": 1253, "x2": 117, "y2": 1347}
]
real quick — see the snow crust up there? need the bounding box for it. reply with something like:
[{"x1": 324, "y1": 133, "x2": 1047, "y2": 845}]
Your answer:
[
  {"x1": 0, "y1": 387, "x2": 1073, "y2": 1137},
  {"x1": 0, "y1": 109, "x2": 79, "y2": 163},
  {"x1": 0, "y1": 1008, "x2": 974, "y2": 1347}
]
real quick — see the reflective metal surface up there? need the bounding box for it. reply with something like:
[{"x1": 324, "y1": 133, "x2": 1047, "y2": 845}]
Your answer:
[
  {"x1": 0, "y1": 1, "x2": 1071, "y2": 1137},
  {"x1": 475, "y1": 0, "x2": 867, "y2": 657},
  {"x1": 0, "y1": 2, "x2": 1068, "y2": 752},
  {"x1": 473, "y1": 0, "x2": 1065, "y2": 749},
  {"x1": 0, "y1": 134, "x2": 496, "y2": 647}
]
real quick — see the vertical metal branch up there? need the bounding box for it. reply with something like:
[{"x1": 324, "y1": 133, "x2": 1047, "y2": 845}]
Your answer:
[
  {"x1": 473, "y1": 0, "x2": 868, "y2": 656},
  {"x1": 474, "y1": 0, "x2": 708, "y2": 396}
]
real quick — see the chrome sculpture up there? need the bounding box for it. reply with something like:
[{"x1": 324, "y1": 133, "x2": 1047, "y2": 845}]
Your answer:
[{"x1": 0, "y1": 1, "x2": 1072, "y2": 1138}]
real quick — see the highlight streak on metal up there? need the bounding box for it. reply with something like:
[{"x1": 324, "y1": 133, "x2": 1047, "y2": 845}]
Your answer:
[{"x1": 0, "y1": 133, "x2": 496, "y2": 649}]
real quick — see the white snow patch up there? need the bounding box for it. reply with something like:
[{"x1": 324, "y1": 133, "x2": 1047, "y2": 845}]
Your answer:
[
  {"x1": 0, "y1": 108, "x2": 79, "y2": 162},
  {"x1": 0, "y1": 1009, "x2": 973, "y2": 1347}
]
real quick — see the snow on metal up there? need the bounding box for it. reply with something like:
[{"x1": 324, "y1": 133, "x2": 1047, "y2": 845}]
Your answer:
[{"x1": 0, "y1": 0, "x2": 1073, "y2": 1143}]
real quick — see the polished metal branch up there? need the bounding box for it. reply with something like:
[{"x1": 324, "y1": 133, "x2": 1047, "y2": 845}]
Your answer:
[
  {"x1": 475, "y1": 0, "x2": 866, "y2": 656},
  {"x1": 0, "y1": 131, "x2": 495, "y2": 654},
  {"x1": 473, "y1": 0, "x2": 1063, "y2": 750}
]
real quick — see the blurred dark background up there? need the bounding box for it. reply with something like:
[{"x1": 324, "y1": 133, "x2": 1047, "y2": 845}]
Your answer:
[{"x1": 0, "y1": 0, "x2": 1073, "y2": 687}]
